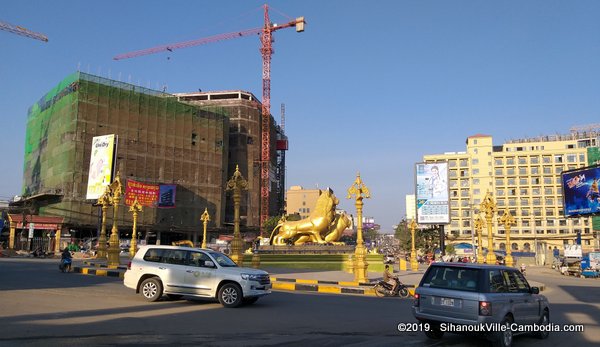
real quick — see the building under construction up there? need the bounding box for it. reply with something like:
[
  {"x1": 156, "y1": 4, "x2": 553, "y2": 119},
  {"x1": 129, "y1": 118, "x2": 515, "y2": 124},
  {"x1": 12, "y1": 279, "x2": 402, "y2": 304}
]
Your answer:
[
  {"x1": 19, "y1": 72, "x2": 285, "y2": 244},
  {"x1": 175, "y1": 91, "x2": 288, "y2": 225}
]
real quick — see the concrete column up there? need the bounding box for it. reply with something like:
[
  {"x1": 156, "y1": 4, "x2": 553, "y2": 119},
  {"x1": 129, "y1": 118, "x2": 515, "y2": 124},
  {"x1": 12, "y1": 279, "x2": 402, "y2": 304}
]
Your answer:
[
  {"x1": 156, "y1": 231, "x2": 161, "y2": 245},
  {"x1": 9, "y1": 221, "x2": 16, "y2": 249},
  {"x1": 54, "y1": 228, "x2": 62, "y2": 253}
]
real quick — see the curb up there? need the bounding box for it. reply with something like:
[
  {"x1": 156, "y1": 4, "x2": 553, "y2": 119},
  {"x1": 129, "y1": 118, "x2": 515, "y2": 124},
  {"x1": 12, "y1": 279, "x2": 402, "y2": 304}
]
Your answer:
[
  {"x1": 270, "y1": 277, "x2": 374, "y2": 287},
  {"x1": 83, "y1": 261, "x2": 127, "y2": 270},
  {"x1": 73, "y1": 266, "x2": 124, "y2": 279},
  {"x1": 272, "y1": 281, "x2": 416, "y2": 297}
]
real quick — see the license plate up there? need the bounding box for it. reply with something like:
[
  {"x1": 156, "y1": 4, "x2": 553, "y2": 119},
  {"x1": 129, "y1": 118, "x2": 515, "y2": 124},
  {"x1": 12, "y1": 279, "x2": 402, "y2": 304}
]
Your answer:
[{"x1": 440, "y1": 298, "x2": 455, "y2": 306}]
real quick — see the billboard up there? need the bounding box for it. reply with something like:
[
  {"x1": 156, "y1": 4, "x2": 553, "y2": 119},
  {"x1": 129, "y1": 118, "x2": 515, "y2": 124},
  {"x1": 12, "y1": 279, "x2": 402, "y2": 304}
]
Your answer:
[
  {"x1": 415, "y1": 162, "x2": 450, "y2": 224},
  {"x1": 125, "y1": 180, "x2": 159, "y2": 206},
  {"x1": 86, "y1": 134, "x2": 116, "y2": 200},
  {"x1": 158, "y1": 184, "x2": 177, "y2": 208},
  {"x1": 561, "y1": 164, "x2": 600, "y2": 217}
]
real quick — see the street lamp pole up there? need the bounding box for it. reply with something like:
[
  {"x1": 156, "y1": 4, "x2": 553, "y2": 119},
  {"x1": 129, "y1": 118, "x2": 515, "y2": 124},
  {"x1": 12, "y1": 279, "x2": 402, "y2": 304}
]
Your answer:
[
  {"x1": 96, "y1": 185, "x2": 112, "y2": 259},
  {"x1": 481, "y1": 191, "x2": 498, "y2": 264},
  {"x1": 499, "y1": 207, "x2": 515, "y2": 267},
  {"x1": 347, "y1": 172, "x2": 370, "y2": 283},
  {"x1": 226, "y1": 165, "x2": 248, "y2": 266},
  {"x1": 107, "y1": 174, "x2": 123, "y2": 267},
  {"x1": 128, "y1": 197, "x2": 143, "y2": 258},
  {"x1": 409, "y1": 219, "x2": 419, "y2": 271},
  {"x1": 201, "y1": 208, "x2": 210, "y2": 249},
  {"x1": 474, "y1": 215, "x2": 485, "y2": 263}
]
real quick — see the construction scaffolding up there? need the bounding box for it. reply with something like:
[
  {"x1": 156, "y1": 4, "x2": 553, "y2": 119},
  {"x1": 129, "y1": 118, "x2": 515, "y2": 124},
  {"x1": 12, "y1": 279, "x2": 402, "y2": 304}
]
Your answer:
[{"x1": 23, "y1": 72, "x2": 230, "y2": 240}]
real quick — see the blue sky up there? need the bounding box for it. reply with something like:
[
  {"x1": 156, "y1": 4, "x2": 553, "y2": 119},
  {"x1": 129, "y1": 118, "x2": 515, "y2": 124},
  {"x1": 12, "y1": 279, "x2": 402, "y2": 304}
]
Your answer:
[{"x1": 2, "y1": 1, "x2": 600, "y2": 232}]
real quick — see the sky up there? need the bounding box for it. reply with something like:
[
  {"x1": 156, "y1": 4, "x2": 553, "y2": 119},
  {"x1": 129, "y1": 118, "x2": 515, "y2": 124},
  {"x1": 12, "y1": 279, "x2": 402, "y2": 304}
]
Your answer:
[{"x1": 1, "y1": 1, "x2": 600, "y2": 233}]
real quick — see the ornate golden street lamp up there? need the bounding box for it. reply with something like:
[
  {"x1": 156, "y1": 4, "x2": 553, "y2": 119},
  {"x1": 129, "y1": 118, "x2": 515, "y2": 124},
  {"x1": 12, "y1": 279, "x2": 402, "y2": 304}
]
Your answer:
[
  {"x1": 96, "y1": 185, "x2": 112, "y2": 259},
  {"x1": 474, "y1": 215, "x2": 485, "y2": 264},
  {"x1": 226, "y1": 165, "x2": 248, "y2": 266},
  {"x1": 128, "y1": 197, "x2": 143, "y2": 258},
  {"x1": 499, "y1": 208, "x2": 516, "y2": 267},
  {"x1": 347, "y1": 172, "x2": 370, "y2": 283},
  {"x1": 480, "y1": 191, "x2": 497, "y2": 265},
  {"x1": 201, "y1": 208, "x2": 210, "y2": 249},
  {"x1": 408, "y1": 219, "x2": 419, "y2": 271},
  {"x1": 107, "y1": 174, "x2": 123, "y2": 267}
]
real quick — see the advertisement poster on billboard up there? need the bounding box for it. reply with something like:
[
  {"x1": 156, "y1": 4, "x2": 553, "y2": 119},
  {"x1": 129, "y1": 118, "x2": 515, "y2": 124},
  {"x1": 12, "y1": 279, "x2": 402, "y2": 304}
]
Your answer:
[
  {"x1": 85, "y1": 134, "x2": 116, "y2": 200},
  {"x1": 158, "y1": 184, "x2": 177, "y2": 208},
  {"x1": 125, "y1": 180, "x2": 159, "y2": 206},
  {"x1": 561, "y1": 164, "x2": 600, "y2": 217},
  {"x1": 415, "y1": 162, "x2": 450, "y2": 224}
]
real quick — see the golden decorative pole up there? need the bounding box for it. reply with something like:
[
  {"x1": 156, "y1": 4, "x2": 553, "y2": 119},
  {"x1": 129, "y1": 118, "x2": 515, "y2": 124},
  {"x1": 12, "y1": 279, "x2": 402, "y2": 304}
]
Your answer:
[
  {"x1": 107, "y1": 174, "x2": 123, "y2": 267},
  {"x1": 226, "y1": 165, "x2": 248, "y2": 266},
  {"x1": 474, "y1": 215, "x2": 485, "y2": 264},
  {"x1": 499, "y1": 208, "x2": 516, "y2": 267},
  {"x1": 480, "y1": 191, "x2": 497, "y2": 264},
  {"x1": 96, "y1": 185, "x2": 112, "y2": 259},
  {"x1": 201, "y1": 208, "x2": 210, "y2": 249},
  {"x1": 409, "y1": 219, "x2": 419, "y2": 271},
  {"x1": 347, "y1": 172, "x2": 370, "y2": 283},
  {"x1": 128, "y1": 197, "x2": 143, "y2": 258}
]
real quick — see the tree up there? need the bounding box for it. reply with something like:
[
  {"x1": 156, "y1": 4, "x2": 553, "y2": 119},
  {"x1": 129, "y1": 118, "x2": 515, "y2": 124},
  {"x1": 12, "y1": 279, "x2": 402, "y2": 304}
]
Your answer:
[{"x1": 394, "y1": 219, "x2": 411, "y2": 252}]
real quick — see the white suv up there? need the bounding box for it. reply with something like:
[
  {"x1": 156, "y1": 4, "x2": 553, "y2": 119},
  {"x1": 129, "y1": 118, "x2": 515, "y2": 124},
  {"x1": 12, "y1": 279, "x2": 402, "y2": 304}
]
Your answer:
[{"x1": 124, "y1": 245, "x2": 271, "y2": 308}]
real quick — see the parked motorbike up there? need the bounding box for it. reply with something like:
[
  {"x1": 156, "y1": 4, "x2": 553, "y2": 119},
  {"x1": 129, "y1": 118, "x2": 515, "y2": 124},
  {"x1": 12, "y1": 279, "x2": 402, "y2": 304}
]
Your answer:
[
  {"x1": 59, "y1": 257, "x2": 72, "y2": 273},
  {"x1": 374, "y1": 279, "x2": 410, "y2": 298}
]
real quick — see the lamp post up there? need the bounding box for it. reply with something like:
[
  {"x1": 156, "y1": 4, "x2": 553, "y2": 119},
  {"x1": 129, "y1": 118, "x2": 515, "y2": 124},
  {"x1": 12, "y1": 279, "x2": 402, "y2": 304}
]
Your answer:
[
  {"x1": 96, "y1": 185, "x2": 112, "y2": 259},
  {"x1": 480, "y1": 191, "x2": 497, "y2": 264},
  {"x1": 201, "y1": 208, "x2": 210, "y2": 249},
  {"x1": 408, "y1": 219, "x2": 419, "y2": 271},
  {"x1": 499, "y1": 208, "x2": 516, "y2": 267},
  {"x1": 474, "y1": 215, "x2": 485, "y2": 264},
  {"x1": 347, "y1": 172, "x2": 370, "y2": 283},
  {"x1": 107, "y1": 174, "x2": 123, "y2": 267},
  {"x1": 128, "y1": 197, "x2": 143, "y2": 258},
  {"x1": 226, "y1": 165, "x2": 248, "y2": 266}
]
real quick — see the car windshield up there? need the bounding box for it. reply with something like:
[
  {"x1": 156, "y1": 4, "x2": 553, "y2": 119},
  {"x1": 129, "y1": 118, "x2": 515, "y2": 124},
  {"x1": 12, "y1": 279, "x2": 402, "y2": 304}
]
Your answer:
[
  {"x1": 207, "y1": 251, "x2": 238, "y2": 267},
  {"x1": 421, "y1": 266, "x2": 480, "y2": 292}
]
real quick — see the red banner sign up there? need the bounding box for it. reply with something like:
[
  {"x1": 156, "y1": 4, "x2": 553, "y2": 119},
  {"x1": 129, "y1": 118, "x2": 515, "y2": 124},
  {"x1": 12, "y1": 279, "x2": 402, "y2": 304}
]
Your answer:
[{"x1": 125, "y1": 179, "x2": 159, "y2": 206}]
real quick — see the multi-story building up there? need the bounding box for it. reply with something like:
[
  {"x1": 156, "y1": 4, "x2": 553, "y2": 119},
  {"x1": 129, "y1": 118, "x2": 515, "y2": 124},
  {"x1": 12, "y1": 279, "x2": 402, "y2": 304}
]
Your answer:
[
  {"x1": 285, "y1": 186, "x2": 321, "y2": 219},
  {"x1": 175, "y1": 91, "x2": 287, "y2": 226},
  {"x1": 17, "y1": 72, "x2": 285, "y2": 245},
  {"x1": 422, "y1": 129, "x2": 600, "y2": 252}
]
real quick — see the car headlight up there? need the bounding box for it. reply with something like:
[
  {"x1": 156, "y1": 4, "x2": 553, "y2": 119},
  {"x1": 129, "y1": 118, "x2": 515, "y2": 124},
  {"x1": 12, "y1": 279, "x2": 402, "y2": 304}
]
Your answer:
[{"x1": 241, "y1": 273, "x2": 260, "y2": 281}]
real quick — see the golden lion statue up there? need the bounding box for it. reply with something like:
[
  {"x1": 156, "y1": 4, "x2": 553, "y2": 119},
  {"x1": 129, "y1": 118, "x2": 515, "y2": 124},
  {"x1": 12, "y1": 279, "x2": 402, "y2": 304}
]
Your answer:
[{"x1": 269, "y1": 188, "x2": 352, "y2": 245}]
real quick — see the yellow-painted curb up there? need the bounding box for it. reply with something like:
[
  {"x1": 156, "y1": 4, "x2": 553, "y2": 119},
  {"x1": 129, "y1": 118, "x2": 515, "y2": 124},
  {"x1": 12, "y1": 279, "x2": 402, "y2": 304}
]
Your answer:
[
  {"x1": 317, "y1": 285, "x2": 342, "y2": 294},
  {"x1": 272, "y1": 282, "x2": 295, "y2": 291},
  {"x1": 296, "y1": 279, "x2": 318, "y2": 284}
]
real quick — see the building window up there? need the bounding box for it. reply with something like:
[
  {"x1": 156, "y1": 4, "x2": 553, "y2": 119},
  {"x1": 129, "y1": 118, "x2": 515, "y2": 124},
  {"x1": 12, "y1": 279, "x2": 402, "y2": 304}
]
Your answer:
[
  {"x1": 472, "y1": 158, "x2": 479, "y2": 165},
  {"x1": 555, "y1": 166, "x2": 564, "y2": 174},
  {"x1": 554, "y1": 155, "x2": 563, "y2": 163},
  {"x1": 518, "y1": 157, "x2": 527, "y2": 165},
  {"x1": 544, "y1": 188, "x2": 553, "y2": 195},
  {"x1": 473, "y1": 178, "x2": 480, "y2": 185},
  {"x1": 460, "y1": 159, "x2": 468, "y2": 167},
  {"x1": 473, "y1": 169, "x2": 479, "y2": 175},
  {"x1": 579, "y1": 154, "x2": 586, "y2": 162},
  {"x1": 497, "y1": 189, "x2": 505, "y2": 196},
  {"x1": 544, "y1": 177, "x2": 552, "y2": 184},
  {"x1": 543, "y1": 156, "x2": 551, "y2": 163},
  {"x1": 566, "y1": 154, "x2": 577, "y2": 163},
  {"x1": 546, "y1": 209, "x2": 554, "y2": 216},
  {"x1": 495, "y1": 158, "x2": 503, "y2": 165},
  {"x1": 531, "y1": 167, "x2": 539, "y2": 174},
  {"x1": 507, "y1": 168, "x2": 515, "y2": 175},
  {"x1": 546, "y1": 198, "x2": 554, "y2": 205},
  {"x1": 449, "y1": 160, "x2": 457, "y2": 167},
  {"x1": 473, "y1": 188, "x2": 481, "y2": 195},
  {"x1": 519, "y1": 167, "x2": 527, "y2": 175},
  {"x1": 507, "y1": 158, "x2": 515, "y2": 165},
  {"x1": 519, "y1": 178, "x2": 528, "y2": 185},
  {"x1": 507, "y1": 178, "x2": 516, "y2": 185},
  {"x1": 532, "y1": 188, "x2": 540, "y2": 195},
  {"x1": 496, "y1": 178, "x2": 504, "y2": 186},
  {"x1": 521, "y1": 198, "x2": 529, "y2": 206},
  {"x1": 520, "y1": 188, "x2": 528, "y2": 195},
  {"x1": 530, "y1": 156, "x2": 539, "y2": 164},
  {"x1": 522, "y1": 209, "x2": 530, "y2": 216},
  {"x1": 495, "y1": 168, "x2": 503, "y2": 175}
]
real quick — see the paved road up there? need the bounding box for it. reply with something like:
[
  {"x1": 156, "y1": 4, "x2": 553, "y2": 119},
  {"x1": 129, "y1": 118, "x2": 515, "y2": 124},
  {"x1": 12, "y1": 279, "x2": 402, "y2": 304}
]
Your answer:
[{"x1": 0, "y1": 258, "x2": 598, "y2": 346}]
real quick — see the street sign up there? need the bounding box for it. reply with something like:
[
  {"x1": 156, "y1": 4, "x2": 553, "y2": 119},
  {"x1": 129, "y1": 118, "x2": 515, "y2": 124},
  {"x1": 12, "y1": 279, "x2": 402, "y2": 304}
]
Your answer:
[{"x1": 28, "y1": 223, "x2": 35, "y2": 239}]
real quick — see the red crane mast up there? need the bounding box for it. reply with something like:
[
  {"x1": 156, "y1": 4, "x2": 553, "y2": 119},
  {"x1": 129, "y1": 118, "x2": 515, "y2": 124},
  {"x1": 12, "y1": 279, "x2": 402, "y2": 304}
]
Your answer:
[{"x1": 114, "y1": 5, "x2": 305, "y2": 229}]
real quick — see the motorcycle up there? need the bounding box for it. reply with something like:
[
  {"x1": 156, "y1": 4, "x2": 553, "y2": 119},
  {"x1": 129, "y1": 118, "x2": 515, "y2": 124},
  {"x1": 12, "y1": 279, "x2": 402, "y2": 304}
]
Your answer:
[
  {"x1": 374, "y1": 279, "x2": 410, "y2": 298},
  {"x1": 59, "y1": 257, "x2": 72, "y2": 273}
]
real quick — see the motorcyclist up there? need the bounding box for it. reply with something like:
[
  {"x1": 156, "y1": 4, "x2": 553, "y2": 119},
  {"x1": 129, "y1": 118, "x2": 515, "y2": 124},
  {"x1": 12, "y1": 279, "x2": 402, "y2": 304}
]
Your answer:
[
  {"x1": 520, "y1": 263, "x2": 526, "y2": 276},
  {"x1": 383, "y1": 265, "x2": 399, "y2": 294},
  {"x1": 61, "y1": 248, "x2": 72, "y2": 270}
]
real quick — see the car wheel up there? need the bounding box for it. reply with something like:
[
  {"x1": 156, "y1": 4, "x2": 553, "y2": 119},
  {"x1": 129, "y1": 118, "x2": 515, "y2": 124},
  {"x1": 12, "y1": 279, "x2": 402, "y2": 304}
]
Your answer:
[
  {"x1": 140, "y1": 278, "x2": 163, "y2": 302},
  {"x1": 243, "y1": 297, "x2": 259, "y2": 305},
  {"x1": 492, "y1": 316, "x2": 513, "y2": 347},
  {"x1": 535, "y1": 310, "x2": 550, "y2": 339},
  {"x1": 218, "y1": 283, "x2": 243, "y2": 308},
  {"x1": 424, "y1": 324, "x2": 444, "y2": 339},
  {"x1": 166, "y1": 294, "x2": 183, "y2": 301}
]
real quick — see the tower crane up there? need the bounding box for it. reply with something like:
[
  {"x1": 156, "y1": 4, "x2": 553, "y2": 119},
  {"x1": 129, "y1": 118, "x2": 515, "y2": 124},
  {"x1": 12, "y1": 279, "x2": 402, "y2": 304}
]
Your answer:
[
  {"x1": 0, "y1": 20, "x2": 48, "y2": 42},
  {"x1": 114, "y1": 4, "x2": 304, "y2": 229}
]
